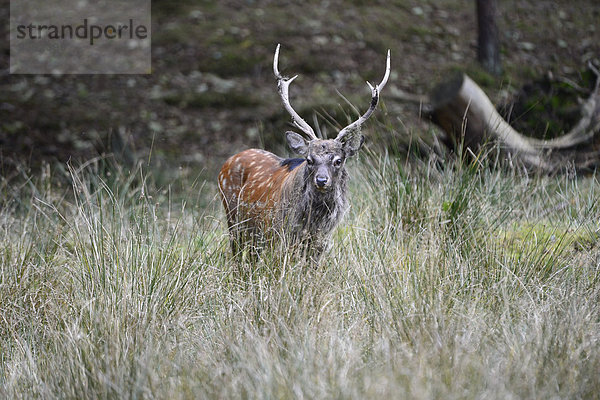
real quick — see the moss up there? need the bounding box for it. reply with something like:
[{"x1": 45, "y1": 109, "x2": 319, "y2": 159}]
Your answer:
[
  {"x1": 497, "y1": 222, "x2": 598, "y2": 260},
  {"x1": 407, "y1": 25, "x2": 434, "y2": 38}
]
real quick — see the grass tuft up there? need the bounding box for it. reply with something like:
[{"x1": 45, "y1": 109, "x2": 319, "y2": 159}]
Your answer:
[{"x1": 2, "y1": 152, "x2": 600, "y2": 398}]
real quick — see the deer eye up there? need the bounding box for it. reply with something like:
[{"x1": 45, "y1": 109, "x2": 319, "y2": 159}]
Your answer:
[
  {"x1": 333, "y1": 158, "x2": 343, "y2": 167},
  {"x1": 306, "y1": 157, "x2": 314, "y2": 166}
]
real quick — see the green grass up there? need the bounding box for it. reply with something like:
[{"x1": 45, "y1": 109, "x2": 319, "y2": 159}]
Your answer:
[{"x1": 1, "y1": 153, "x2": 600, "y2": 398}]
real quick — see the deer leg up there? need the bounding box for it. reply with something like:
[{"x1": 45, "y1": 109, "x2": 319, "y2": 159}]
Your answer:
[{"x1": 225, "y1": 206, "x2": 245, "y2": 258}]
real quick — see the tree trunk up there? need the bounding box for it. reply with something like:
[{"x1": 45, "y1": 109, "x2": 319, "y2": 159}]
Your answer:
[
  {"x1": 429, "y1": 72, "x2": 600, "y2": 173},
  {"x1": 476, "y1": 0, "x2": 502, "y2": 75}
]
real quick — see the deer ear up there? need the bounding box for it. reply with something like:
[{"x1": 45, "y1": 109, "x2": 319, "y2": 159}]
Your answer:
[
  {"x1": 339, "y1": 131, "x2": 364, "y2": 157},
  {"x1": 286, "y1": 131, "x2": 309, "y2": 156}
]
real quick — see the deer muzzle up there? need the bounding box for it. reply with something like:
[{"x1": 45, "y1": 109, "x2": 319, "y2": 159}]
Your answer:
[{"x1": 315, "y1": 174, "x2": 330, "y2": 190}]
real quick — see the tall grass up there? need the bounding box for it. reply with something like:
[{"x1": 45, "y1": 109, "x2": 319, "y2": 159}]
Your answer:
[{"x1": 1, "y1": 153, "x2": 599, "y2": 399}]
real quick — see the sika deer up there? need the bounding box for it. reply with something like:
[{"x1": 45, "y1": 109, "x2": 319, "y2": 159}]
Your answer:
[{"x1": 218, "y1": 44, "x2": 390, "y2": 261}]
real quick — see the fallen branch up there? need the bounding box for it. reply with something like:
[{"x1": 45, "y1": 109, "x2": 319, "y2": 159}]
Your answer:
[{"x1": 428, "y1": 69, "x2": 600, "y2": 172}]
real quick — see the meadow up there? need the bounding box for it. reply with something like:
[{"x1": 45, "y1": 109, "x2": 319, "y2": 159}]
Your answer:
[{"x1": 1, "y1": 150, "x2": 599, "y2": 399}]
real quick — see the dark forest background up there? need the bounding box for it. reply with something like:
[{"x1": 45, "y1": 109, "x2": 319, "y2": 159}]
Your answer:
[{"x1": 1, "y1": 0, "x2": 598, "y2": 179}]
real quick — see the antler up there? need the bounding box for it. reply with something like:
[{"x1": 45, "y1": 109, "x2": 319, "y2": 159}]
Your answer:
[
  {"x1": 336, "y1": 50, "x2": 391, "y2": 142},
  {"x1": 273, "y1": 44, "x2": 318, "y2": 141}
]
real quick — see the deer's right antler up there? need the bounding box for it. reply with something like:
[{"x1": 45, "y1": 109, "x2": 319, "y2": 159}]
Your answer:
[{"x1": 273, "y1": 44, "x2": 318, "y2": 141}]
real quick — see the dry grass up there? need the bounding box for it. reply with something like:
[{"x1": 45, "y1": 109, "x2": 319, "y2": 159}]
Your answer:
[{"x1": 1, "y1": 154, "x2": 599, "y2": 399}]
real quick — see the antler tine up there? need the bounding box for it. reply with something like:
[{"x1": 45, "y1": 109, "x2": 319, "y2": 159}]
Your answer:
[
  {"x1": 336, "y1": 49, "x2": 391, "y2": 142},
  {"x1": 273, "y1": 44, "x2": 317, "y2": 141}
]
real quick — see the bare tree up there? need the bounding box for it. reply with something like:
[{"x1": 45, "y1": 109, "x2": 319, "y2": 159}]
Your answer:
[{"x1": 476, "y1": 0, "x2": 502, "y2": 75}]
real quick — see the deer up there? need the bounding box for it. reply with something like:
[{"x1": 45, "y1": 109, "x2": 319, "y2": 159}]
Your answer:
[{"x1": 218, "y1": 44, "x2": 390, "y2": 262}]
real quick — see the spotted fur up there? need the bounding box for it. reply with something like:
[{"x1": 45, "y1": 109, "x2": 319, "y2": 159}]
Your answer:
[{"x1": 218, "y1": 138, "x2": 354, "y2": 261}]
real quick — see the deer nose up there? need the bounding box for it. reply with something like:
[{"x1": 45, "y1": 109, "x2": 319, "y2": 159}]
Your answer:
[{"x1": 315, "y1": 175, "x2": 329, "y2": 188}]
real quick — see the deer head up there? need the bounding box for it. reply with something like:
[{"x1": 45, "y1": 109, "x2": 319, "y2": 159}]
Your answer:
[{"x1": 273, "y1": 44, "x2": 390, "y2": 192}]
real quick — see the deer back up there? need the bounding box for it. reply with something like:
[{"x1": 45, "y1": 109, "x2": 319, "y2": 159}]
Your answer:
[{"x1": 218, "y1": 148, "x2": 305, "y2": 229}]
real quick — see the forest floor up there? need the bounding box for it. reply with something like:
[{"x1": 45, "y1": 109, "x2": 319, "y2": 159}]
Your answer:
[{"x1": 1, "y1": 0, "x2": 599, "y2": 178}]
